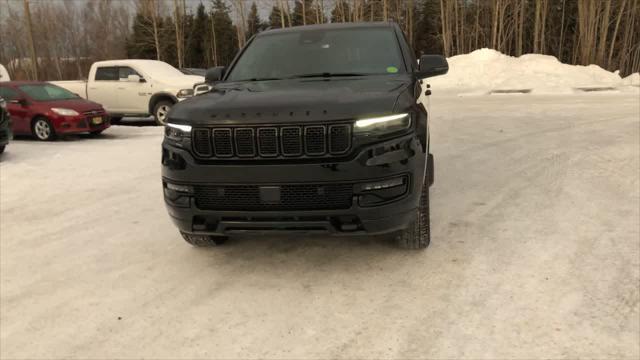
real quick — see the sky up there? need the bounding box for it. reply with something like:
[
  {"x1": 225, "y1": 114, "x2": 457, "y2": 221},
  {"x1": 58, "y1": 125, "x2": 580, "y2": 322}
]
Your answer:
[{"x1": 0, "y1": 0, "x2": 316, "y2": 23}]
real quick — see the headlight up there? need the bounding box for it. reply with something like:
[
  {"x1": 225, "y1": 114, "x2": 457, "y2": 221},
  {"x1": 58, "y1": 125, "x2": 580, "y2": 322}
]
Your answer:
[
  {"x1": 165, "y1": 123, "x2": 191, "y2": 144},
  {"x1": 0, "y1": 98, "x2": 6, "y2": 110},
  {"x1": 177, "y1": 89, "x2": 194, "y2": 98},
  {"x1": 354, "y1": 113, "x2": 411, "y2": 135},
  {"x1": 51, "y1": 108, "x2": 79, "y2": 116}
]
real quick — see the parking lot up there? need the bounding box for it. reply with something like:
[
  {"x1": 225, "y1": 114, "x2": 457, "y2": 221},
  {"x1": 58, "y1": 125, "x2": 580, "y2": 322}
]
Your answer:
[{"x1": 1, "y1": 93, "x2": 639, "y2": 358}]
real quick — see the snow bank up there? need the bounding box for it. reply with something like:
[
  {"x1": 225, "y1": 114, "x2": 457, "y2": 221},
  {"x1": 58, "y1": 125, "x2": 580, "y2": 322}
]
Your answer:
[
  {"x1": 429, "y1": 48, "x2": 639, "y2": 95},
  {"x1": 622, "y1": 73, "x2": 640, "y2": 86}
]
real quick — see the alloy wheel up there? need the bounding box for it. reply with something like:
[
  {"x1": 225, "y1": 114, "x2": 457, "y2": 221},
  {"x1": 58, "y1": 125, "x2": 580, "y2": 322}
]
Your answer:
[
  {"x1": 34, "y1": 119, "x2": 51, "y2": 140},
  {"x1": 156, "y1": 105, "x2": 171, "y2": 124}
]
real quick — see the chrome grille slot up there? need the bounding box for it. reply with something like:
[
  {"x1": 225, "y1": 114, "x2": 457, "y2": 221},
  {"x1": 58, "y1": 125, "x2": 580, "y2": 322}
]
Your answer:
[
  {"x1": 212, "y1": 129, "x2": 233, "y2": 157},
  {"x1": 304, "y1": 125, "x2": 326, "y2": 155},
  {"x1": 329, "y1": 124, "x2": 351, "y2": 154},
  {"x1": 281, "y1": 127, "x2": 302, "y2": 156},
  {"x1": 257, "y1": 128, "x2": 278, "y2": 156},
  {"x1": 193, "y1": 129, "x2": 212, "y2": 156},
  {"x1": 234, "y1": 128, "x2": 255, "y2": 157}
]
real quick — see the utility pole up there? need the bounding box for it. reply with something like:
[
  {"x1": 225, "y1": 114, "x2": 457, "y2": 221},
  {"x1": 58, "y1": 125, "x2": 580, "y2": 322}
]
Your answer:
[{"x1": 23, "y1": 0, "x2": 38, "y2": 80}]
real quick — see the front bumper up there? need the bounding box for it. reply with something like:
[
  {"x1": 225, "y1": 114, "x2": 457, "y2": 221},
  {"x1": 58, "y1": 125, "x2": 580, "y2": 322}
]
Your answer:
[
  {"x1": 162, "y1": 133, "x2": 428, "y2": 236},
  {"x1": 52, "y1": 114, "x2": 111, "y2": 134}
]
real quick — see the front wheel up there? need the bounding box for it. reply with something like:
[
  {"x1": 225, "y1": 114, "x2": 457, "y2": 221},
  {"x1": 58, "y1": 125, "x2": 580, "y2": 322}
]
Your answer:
[
  {"x1": 0, "y1": 145, "x2": 5, "y2": 154},
  {"x1": 32, "y1": 117, "x2": 56, "y2": 141},
  {"x1": 396, "y1": 183, "x2": 431, "y2": 249},
  {"x1": 89, "y1": 130, "x2": 104, "y2": 136},
  {"x1": 153, "y1": 100, "x2": 173, "y2": 125}
]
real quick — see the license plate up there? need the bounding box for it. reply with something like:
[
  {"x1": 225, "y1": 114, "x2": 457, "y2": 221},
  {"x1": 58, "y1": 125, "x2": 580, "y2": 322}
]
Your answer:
[{"x1": 91, "y1": 117, "x2": 103, "y2": 125}]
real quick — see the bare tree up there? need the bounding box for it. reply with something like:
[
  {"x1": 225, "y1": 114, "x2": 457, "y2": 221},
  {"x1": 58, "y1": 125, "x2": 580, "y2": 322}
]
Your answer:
[
  {"x1": 137, "y1": 0, "x2": 162, "y2": 61},
  {"x1": 174, "y1": 0, "x2": 184, "y2": 68},
  {"x1": 23, "y1": 0, "x2": 38, "y2": 79},
  {"x1": 233, "y1": 0, "x2": 247, "y2": 48}
]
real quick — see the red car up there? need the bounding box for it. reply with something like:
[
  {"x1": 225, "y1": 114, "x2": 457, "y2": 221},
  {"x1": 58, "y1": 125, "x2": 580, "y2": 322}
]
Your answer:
[{"x1": 0, "y1": 81, "x2": 110, "y2": 141}]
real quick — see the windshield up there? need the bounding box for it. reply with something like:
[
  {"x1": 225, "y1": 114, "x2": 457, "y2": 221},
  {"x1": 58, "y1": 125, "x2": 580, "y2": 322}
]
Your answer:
[
  {"x1": 18, "y1": 84, "x2": 79, "y2": 101},
  {"x1": 226, "y1": 27, "x2": 406, "y2": 82}
]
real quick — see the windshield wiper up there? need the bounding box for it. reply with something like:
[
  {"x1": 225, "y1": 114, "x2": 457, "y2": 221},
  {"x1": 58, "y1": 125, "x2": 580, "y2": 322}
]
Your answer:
[{"x1": 290, "y1": 72, "x2": 368, "y2": 79}]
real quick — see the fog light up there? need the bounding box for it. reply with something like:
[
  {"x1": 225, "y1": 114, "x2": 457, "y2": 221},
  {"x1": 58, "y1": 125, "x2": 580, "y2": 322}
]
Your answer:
[
  {"x1": 362, "y1": 177, "x2": 405, "y2": 191},
  {"x1": 166, "y1": 183, "x2": 193, "y2": 193}
]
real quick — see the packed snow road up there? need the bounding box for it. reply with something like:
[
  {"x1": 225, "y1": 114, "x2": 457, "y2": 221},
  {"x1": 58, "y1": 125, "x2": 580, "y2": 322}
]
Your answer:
[{"x1": 1, "y1": 93, "x2": 638, "y2": 359}]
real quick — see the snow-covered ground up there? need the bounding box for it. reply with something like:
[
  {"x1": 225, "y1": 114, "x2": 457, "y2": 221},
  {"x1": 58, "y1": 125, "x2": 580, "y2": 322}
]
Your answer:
[
  {"x1": 429, "y1": 48, "x2": 640, "y2": 95},
  {"x1": 1, "y1": 93, "x2": 638, "y2": 358}
]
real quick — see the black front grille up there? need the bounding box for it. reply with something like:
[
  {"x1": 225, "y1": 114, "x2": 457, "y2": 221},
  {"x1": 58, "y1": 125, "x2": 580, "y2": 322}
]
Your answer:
[
  {"x1": 82, "y1": 110, "x2": 103, "y2": 116},
  {"x1": 192, "y1": 123, "x2": 351, "y2": 159},
  {"x1": 194, "y1": 183, "x2": 354, "y2": 211}
]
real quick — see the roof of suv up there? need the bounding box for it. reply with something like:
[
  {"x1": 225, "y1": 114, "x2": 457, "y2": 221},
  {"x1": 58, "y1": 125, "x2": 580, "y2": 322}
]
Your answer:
[{"x1": 259, "y1": 22, "x2": 396, "y2": 36}]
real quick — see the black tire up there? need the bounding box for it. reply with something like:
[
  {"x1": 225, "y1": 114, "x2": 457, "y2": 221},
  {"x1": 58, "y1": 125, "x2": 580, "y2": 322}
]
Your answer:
[
  {"x1": 0, "y1": 145, "x2": 5, "y2": 154},
  {"x1": 396, "y1": 183, "x2": 431, "y2": 249},
  {"x1": 89, "y1": 129, "x2": 104, "y2": 136},
  {"x1": 153, "y1": 100, "x2": 173, "y2": 125},
  {"x1": 180, "y1": 231, "x2": 227, "y2": 247},
  {"x1": 32, "y1": 117, "x2": 56, "y2": 141}
]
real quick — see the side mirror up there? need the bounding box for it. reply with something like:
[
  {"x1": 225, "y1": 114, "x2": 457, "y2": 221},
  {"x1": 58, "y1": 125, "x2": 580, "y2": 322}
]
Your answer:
[
  {"x1": 205, "y1": 66, "x2": 225, "y2": 84},
  {"x1": 416, "y1": 55, "x2": 449, "y2": 79},
  {"x1": 127, "y1": 74, "x2": 142, "y2": 83},
  {"x1": 194, "y1": 83, "x2": 212, "y2": 96}
]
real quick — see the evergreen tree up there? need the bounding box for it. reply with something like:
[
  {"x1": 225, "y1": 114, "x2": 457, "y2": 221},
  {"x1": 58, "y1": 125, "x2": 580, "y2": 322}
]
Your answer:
[
  {"x1": 246, "y1": 2, "x2": 264, "y2": 39},
  {"x1": 210, "y1": 0, "x2": 238, "y2": 66},
  {"x1": 414, "y1": 0, "x2": 442, "y2": 56},
  {"x1": 126, "y1": 13, "x2": 160, "y2": 60},
  {"x1": 161, "y1": 16, "x2": 177, "y2": 66},
  {"x1": 291, "y1": 0, "x2": 315, "y2": 26},
  {"x1": 330, "y1": 1, "x2": 351, "y2": 23},
  {"x1": 185, "y1": 3, "x2": 209, "y2": 68},
  {"x1": 269, "y1": 5, "x2": 284, "y2": 29}
]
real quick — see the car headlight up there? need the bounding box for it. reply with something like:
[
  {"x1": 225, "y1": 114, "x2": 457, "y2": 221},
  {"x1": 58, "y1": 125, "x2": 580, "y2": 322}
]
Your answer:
[
  {"x1": 177, "y1": 89, "x2": 194, "y2": 98},
  {"x1": 165, "y1": 123, "x2": 191, "y2": 144},
  {"x1": 354, "y1": 113, "x2": 411, "y2": 135},
  {"x1": 0, "y1": 98, "x2": 6, "y2": 110},
  {"x1": 51, "y1": 108, "x2": 79, "y2": 116}
]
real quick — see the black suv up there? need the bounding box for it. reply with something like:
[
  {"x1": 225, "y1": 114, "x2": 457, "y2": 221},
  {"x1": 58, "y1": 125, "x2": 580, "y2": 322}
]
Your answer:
[{"x1": 162, "y1": 22, "x2": 448, "y2": 249}]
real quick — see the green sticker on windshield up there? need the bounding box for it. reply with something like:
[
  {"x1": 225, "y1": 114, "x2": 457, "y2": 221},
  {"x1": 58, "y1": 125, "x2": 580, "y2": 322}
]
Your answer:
[{"x1": 386, "y1": 66, "x2": 398, "y2": 73}]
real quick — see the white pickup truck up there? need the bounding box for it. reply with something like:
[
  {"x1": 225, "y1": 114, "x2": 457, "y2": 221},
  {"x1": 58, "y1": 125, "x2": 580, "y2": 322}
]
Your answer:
[
  {"x1": 53, "y1": 60, "x2": 203, "y2": 124},
  {"x1": 0, "y1": 64, "x2": 10, "y2": 82}
]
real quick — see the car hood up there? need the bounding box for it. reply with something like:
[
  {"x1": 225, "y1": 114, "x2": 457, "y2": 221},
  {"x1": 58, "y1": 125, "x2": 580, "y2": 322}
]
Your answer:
[
  {"x1": 156, "y1": 75, "x2": 205, "y2": 90},
  {"x1": 43, "y1": 98, "x2": 104, "y2": 112},
  {"x1": 169, "y1": 75, "x2": 415, "y2": 125}
]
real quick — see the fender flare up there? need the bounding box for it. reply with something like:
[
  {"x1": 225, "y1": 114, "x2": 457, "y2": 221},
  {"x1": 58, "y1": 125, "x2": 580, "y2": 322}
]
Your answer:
[{"x1": 148, "y1": 92, "x2": 178, "y2": 114}]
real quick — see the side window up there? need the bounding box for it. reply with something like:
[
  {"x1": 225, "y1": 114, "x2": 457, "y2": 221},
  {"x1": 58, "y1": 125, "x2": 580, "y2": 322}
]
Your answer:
[
  {"x1": 0, "y1": 87, "x2": 19, "y2": 100},
  {"x1": 95, "y1": 67, "x2": 119, "y2": 81},
  {"x1": 118, "y1": 66, "x2": 141, "y2": 80}
]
